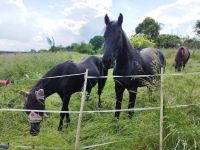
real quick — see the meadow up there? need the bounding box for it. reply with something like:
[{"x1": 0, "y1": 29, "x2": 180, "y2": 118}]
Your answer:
[{"x1": 0, "y1": 49, "x2": 200, "y2": 150}]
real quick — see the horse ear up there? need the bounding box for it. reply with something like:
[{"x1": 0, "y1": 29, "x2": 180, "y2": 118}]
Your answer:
[
  {"x1": 105, "y1": 14, "x2": 110, "y2": 25},
  {"x1": 118, "y1": 13, "x2": 123, "y2": 26},
  {"x1": 35, "y1": 89, "x2": 45, "y2": 100},
  {"x1": 20, "y1": 91, "x2": 29, "y2": 98}
]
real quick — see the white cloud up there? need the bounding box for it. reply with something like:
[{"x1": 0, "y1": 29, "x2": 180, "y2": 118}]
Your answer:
[
  {"x1": 8, "y1": 0, "x2": 28, "y2": 22},
  {"x1": 186, "y1": 24, "x2": 196, "y2": 37},
  {"x1": 62, "y1": 0, "x2": 112, "y2": 18},
  {"x1": 0, "y1": 0, "x2": 113, "y2": 51},
  {"x1": 142, "y1": 0, "x2": 200, "y2": 37}
]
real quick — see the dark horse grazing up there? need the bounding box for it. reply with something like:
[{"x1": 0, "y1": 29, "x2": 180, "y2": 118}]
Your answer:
[
  {"x1": 20, "y1": 56, "x2": 108, "y2": 135},
  {"x1": 102, "y1": 13, "x2": 166, "y2": 119},
  {"x1": 173, "y1": 46, "x2": 190, "y2": 72}
]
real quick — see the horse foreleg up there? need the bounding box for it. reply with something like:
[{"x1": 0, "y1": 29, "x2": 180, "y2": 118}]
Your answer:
[
  {"x1": 97, "y1": 68, "x2": 108, "y2": 108},
  {"x1": 114, "y1": 81, "x2": 125, "y2": 119},
  {"x1": 58, "y1": 95, "x2": 71, "y2": 131},
  {"x1": 128, "y1": 87, "x2": 137, "y2": 119},
  {"x1": 86, "y1": 88, "x2": 91, "y2": 101}
]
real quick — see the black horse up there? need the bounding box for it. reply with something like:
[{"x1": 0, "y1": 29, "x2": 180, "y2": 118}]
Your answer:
[
  {"x1": 20, "y1": 56, "x2": 108, "y2": 135},
  {"x1": 102, "y1": 13, "x2": 166, "y2": 119}
]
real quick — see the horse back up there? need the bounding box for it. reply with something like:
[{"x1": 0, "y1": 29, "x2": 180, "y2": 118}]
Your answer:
[
  {"x1": 140, "y1": 48, "x2": 166, "y2": 74},
  {"x1": 78, "y1": 56, "x2": 104, "y2": 76},
  {"x1": 32, "y1": 61, "x2": 84, "y2": 95}
]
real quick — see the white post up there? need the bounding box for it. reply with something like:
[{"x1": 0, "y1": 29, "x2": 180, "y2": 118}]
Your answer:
[
  {"x1": 160, "y1": 67, "x2": 164, "y2": 150},
  {"x1": 75, "y1": 69, "x2": 88, "y2": 150}
]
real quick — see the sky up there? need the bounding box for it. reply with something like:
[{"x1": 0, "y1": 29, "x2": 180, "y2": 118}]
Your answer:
[{"x1": 0, "y1": 0, "x2": 200, "y2": 51}]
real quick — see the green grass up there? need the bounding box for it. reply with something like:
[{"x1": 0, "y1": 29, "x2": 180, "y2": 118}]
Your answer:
[{"x1": 0, "y1": 50, "x2": 200, "y2": 149}]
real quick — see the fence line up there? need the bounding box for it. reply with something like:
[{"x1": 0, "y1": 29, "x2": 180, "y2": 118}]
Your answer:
[
  {"x1": 1, "y1": 68, "x2": 200, "y2": 149},
  {"x1": 82, "y1": 132, "x2": 160, "y2": 149},
  {"x1": 4, "y1": 71, "x2": 200, "y2": 83},
  {"x1": 1, "y1": 102, "x2": 200, "y2": 114}
]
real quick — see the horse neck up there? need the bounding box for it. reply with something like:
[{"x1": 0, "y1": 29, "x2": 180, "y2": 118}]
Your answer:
[
  {"x1": 31, "y1": 79, "x2": 55, "y2": 98},
  {"x1": 116, "y1": 31, "x2": 136, "y2": 67}
]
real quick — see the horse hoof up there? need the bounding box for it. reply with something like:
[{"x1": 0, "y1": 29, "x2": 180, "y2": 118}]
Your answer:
[
  {"x1": 128, "y1": 115, "x2": 133, "y2": 119},
  {"x1": 114, "y1": 115, "x2": 120, "y2": 120},
  {"x1": 98, "y1": 105, "x2": 101, "y2": 110},
  {"x1": 58, "y1": 126, "x2": 63, "y2": 131},
  {"x1": 66, "y1": 123, "x2": 70, "y2": 128}
]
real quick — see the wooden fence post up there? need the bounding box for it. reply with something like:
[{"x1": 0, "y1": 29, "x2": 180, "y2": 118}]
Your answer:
[
  {"x1": 160, "y1": 67, "x2": 164, "y2": 150},
  {"x1": 75, "y1": 69, "x2": 88, "y2": 150}
]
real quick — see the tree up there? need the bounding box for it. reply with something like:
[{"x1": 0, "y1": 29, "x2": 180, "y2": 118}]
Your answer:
[
  {"x1": 194, "y1": 20, "x2": 200, "y2": 37},
  {"x1": 46, "y1": 37, "x2": 57, "y2": 52},
  {"x1": 89, "y1": 35, "x2": 104, "y2": 53},
  {"x1": 135, "y1": 17, "x2": 161, "y2": 40},
  {"x1": 156, "y1": 34, "x2": 181, "y2": 48}
]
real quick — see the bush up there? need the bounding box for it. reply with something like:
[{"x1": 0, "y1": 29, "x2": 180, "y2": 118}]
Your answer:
[
  {"x1": 182, "y1": 38, "x2": 200, "y2": 49},
  {"x1": 65, "y1": 42, "x2": 94, "y2": 54},
  {"x1": 157, "y1": 34, "x2": 181, "y2": 48},
  {"x1": 130, "y1": 34, "x2": 155, "y2": 50}
]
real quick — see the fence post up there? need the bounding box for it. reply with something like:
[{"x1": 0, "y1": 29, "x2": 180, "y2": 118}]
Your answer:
[
  {"x1": 75, "y1": 69, "x2": 88, "y2": 150},
  {"x1": 160, "y1": 67, "x2": 164, "y2": 150}
]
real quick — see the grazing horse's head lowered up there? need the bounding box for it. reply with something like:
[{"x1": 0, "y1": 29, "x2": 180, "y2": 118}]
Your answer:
[
  {"x1": 102, "y1": 13, "x2": 124, "y2": 69},
  {"x1": 174, "y1": 46, "x2": 190, "y2": 72},
  {"x1": 20, "y1": 89, "x2": 45, "y2": 136},
  {"x1": 20, "y1": 56, "x2": 108, "y2": 136}
]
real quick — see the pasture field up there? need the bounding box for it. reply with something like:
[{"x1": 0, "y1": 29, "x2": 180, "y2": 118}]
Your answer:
[{"x1": 0, "y1": 49, "x2": 200, "y2": 150}]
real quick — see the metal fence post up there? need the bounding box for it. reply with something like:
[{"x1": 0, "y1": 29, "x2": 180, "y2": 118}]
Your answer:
[{"x1": 75, "y1": 69, "x2": 88, "y2": 150}]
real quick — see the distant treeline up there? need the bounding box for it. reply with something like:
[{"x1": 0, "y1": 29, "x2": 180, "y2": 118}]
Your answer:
[{"x1": 39, "y1": 34, "x2": 200, "y2": 54}]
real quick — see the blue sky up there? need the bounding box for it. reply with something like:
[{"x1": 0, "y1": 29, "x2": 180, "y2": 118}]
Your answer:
[{"x1": 0, "y1": 0, "x2": 199, "y2": 51}]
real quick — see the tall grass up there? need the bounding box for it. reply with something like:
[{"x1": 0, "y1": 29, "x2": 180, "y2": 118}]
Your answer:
[{"x1": 0, "y1": 49, "x2": 200, "y2": 149}]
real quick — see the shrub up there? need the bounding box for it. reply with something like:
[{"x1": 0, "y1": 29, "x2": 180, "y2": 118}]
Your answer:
[{"x1": 130, "y1": 34, "x2": 155, "y2": 50}]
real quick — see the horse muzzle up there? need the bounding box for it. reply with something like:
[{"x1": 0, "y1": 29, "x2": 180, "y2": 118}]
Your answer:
[
  {"x1": 30, "y1": 122, "x2": 40, "y2": 136},
  {"x1": 28, "y1": 111, "x2": 42, "y2": 136}
]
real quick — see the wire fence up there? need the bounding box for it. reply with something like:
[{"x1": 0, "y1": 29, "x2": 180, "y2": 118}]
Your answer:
[{"x1": 1, "y1": 68, "x2": 200, "y2": 149}]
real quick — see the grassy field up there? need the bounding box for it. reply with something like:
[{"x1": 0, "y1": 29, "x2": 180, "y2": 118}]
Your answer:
[{"x1": 0, "y1": 49, "x2": 200, "y2": 150}]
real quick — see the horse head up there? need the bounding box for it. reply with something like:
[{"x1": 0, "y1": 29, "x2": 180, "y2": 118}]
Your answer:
[
  {"x1": 20, "y1": 89, "x2": 45, "y2": 136},
  {"x1": 102, "y1": 13, "x2": 124, "y2": 69}
]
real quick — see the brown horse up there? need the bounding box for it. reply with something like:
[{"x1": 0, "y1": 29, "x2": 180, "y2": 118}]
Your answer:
[{"x1": 174, "y1": 46, "x2": 190, "y2": 72}]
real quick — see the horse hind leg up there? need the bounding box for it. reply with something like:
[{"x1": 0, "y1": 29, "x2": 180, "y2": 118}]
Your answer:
[{"x1": 147, "y1": 86, "x2": 157, "y2": 102}]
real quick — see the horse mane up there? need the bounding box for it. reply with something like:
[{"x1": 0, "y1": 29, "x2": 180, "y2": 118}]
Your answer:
[{"x1": 121, "y1": 29, "x2": 135, "y2": 53}]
